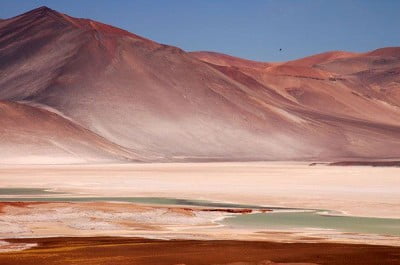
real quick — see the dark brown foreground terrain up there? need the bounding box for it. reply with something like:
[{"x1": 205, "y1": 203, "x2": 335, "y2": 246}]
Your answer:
[{"x1": 1, "y1": 237, "x2": 399, "y2": 265}]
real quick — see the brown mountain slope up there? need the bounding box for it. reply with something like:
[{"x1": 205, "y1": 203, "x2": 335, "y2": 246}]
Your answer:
[
  {"x1": 0, "y1": 101, "x2": 140, "y2": 164},
  {"x1": 285, "y1": 50, "x2": 358, "y2": 67},
  {"x1": 190, "y1": 49, "x2": 400, "y2": 126},
  {"x1": 1, "y1": 6, "x2": 400, "y2": 163}
]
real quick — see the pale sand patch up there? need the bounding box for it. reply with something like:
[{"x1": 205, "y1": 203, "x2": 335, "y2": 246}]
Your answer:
[
  {"x1": 0, "y1": 162, "x2": 399, "y2": 218},
  {"x1": 0, "y1": 202, "x2": 228, "y2": 238},
  {"x1": 0, "y1": 240, "x2": 37, "y2": 252}
]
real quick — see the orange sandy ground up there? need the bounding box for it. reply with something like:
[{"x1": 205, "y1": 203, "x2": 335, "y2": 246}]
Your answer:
[{"x1": 1, "y1": 237, "x2": 400, "y2": 265}]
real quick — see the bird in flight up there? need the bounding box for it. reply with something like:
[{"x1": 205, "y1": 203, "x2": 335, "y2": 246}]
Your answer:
[{"x1": 279, "y1": 48, "x2": 282, "y2": 51}]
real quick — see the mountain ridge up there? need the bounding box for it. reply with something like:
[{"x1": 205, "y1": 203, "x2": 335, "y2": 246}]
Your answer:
[{"x1": 1, "y1": 6, "x2": 400, "y2": 164}]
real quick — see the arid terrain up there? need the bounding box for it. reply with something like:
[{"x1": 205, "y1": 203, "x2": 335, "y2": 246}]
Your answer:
[
  {"x1": 1, "y1": 237, "x2": 400, "y2": 265},
  {"x1": 0, "y1": 162, "x2": 399, "y2": 265},
  {"x1": 1, "y1": 162, "x2": 399, "y2": 218},
  {"x1": 1, "y1": 6, "x2": 400, "y2": 265},
  {"x1": 0, "y1": 162, "x2": 399, "y2": 247},
  {"x1": 1, "y1": 162, "x2": 400, "y2": 264},
  {"x1": 1, "y1": 7, "x2": 400, "y2": 163}
]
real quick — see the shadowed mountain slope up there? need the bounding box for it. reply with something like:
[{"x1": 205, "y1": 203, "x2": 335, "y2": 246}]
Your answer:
[
  {"x1": 0, "y1": 101, "x2": 139, "y2": 164},
  {"x1": 1, "y1": 6, "x2": 400, "y2": 163}
]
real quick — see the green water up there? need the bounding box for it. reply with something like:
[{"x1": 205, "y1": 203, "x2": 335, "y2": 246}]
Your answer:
[
  {"x1": 0, "y1": 195, "x2": 278, "y2": 209},
  {"x1": 1, "y1": 188, "x2": 399, "y2": 236},
  {"x1": 0, "y1": 188, "x2": 62, "y2": 195},
  {"x1": 223, "y1": 211, "x2": 400, "y2": 236}
]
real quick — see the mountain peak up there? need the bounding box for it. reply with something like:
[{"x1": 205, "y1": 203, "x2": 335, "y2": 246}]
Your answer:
[
  {"x1": 6, "y1": 6, "x2": 154, "y2": 42},
  {"x1": 25, "y1": 6, "x2": 60, "y2": 16},
  {"x1": 9, "y1": 5, "x2": 66, "y2": 23},
  {"x1": 35, "y1": 6, "x2": 53, "y2": 11}
]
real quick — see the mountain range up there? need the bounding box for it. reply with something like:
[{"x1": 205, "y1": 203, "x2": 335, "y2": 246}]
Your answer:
[{"x1": 1, "y1": 6, "x2": 400, "y2": 164}]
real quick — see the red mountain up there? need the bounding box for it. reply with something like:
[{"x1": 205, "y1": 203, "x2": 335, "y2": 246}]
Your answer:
[{"x1": 1, "y1": 6, "x2": 400, "y2": 164}]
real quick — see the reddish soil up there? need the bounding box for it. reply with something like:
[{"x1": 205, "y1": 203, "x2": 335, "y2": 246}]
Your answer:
[{"x1": 0, "y1": 237, "x2": 399, "y2": 265}]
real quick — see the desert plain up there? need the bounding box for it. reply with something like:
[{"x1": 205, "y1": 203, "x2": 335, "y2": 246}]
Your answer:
[
  {"x1": 1, "y1": 162, "x2": 400, "y2": 264},
  {"x1": 1, "y1": 162, "x2": 399, "y2": 218}
]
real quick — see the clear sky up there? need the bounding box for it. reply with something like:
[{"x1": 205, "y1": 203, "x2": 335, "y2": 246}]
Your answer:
[{"x1": 1, "y1": 0, "x2": 399, "y2": 62}]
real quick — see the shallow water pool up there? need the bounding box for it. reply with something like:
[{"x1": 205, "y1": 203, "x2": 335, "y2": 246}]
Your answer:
[{"x1": 223, "y1": 211, "x2": 400, "y2": 236}]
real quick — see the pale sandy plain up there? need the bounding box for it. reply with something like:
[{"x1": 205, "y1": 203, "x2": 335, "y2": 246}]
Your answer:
[
  {"x1": 1, "y1": 162, "x2": 399, "y2": 218},
  {"x1": 1, "y1": 162, "x2": 400, "y2": 248}
]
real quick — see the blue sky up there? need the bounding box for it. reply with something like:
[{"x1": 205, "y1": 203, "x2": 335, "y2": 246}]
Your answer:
[{"x1": 1, "y1": 0, "x2": 399, "y2": 61}]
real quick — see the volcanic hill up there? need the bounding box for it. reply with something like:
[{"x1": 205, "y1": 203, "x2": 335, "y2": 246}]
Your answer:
[{"x1": 1, "y1": 6, "x2": 400, "y2": 164}]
